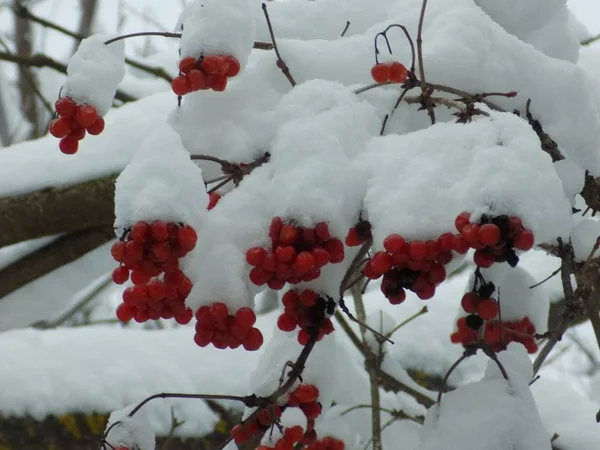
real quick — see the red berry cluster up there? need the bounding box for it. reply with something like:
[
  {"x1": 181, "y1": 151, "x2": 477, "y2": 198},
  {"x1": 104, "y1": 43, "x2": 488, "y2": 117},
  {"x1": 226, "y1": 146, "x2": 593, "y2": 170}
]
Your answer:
[
  {"x1": 454, "y1": 212, "x2": 535, "y2": 268},
  {"x1": 370, "y1": 62, "x2": 408, "y2": 84},
  {"x1": 345, "y1": 220, "x2": 372, "y2": 247},
  {"x1": 366, "y1": 233, "x2": 453, "y2": 303},
  {"x1": 194, "y1": 303, "x2": 263, "y2": 351},
  {"x1": 232, "y1": 404, "x2": 283, "y2": 446},
  {"x1": 277, "y1": 290, "x2": 334, "y2": 345},
  {"x1": 172, "y1": 55, "x2": 241, "y2": 96},
  {"x1": 246, "y1": 219, "x2": 345, "y2": 289},
  {"x1": 49, "y1": 97, "x2": 105, "y2": 154},
  {"x1": 306, "y1": 437, "x2": 345, "y2": 450},
  {"x1": 451, "y1": 316, "x2": 538, "y2": 354},
  {"x1": 111, "y1": 220, "x2": 197, "y2": 324}
]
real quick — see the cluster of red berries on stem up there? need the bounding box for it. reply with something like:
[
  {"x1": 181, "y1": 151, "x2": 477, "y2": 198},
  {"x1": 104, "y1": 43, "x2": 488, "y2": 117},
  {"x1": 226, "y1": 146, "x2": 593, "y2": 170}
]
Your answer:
[
  {"x1": 172, "y1": 54, "x2": 241, "y2": 96},
  {"x1": 451, "y1": 316, "x2": 538, "y2": 354},
  {"x1": 370, "y1": 61, "x2": 408, "y2": 84},
  {"x1": 194, "y1": 302, "x2": 263, "y2": 351},
  {"x1": 111, "y1": 220, "x2": 197, "y2": 324},
  {"x1": 246, "y1": 218, "x2": 344, "y2": 289},
  {"x1": 365, "y1": 231, "x2": 453, "y2": 303},
  {"x1": 277, "y1": 289, "x2": 335, "y2": 345},
  {"x1": 232, "y1": 385, "x2": 321, "y2": 448},
  {"x1": 454, "y1": 212, "x2": 535, "y2": 268},
  {"x1": 49, "y1": 97, "x2": 105, "y2": 154}
]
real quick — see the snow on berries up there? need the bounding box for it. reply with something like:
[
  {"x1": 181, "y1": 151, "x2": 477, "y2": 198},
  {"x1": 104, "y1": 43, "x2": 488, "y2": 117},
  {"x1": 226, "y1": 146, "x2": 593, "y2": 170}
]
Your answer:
[
  {"x1": 193, "y1": 303, "x2": 263, "y2": 350},
  {"x1": 112, "y1": 220, "x2": 197, "y2": 324},
  {"x1": 246, "y1": 219, "x2": 345, "y2": 289},
  {"x1": 177, "y1": 0, "x2": 255, "y2": 79},
  {"x1": 172, "y1": 54, "x2": 242, "y2": 96},
  {"x1": 49, "y1": 97, "x2": 105, "y2": 154},
  {"x1": 277, "y1": 289, "x2": 335, "y2": 345}
]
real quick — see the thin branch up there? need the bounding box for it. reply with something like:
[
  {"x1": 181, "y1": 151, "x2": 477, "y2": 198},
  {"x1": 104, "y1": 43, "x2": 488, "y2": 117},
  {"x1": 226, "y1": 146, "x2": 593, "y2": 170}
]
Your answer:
[
  {"x1": 582, "y1": 34, "x2": 600, "y2": 46},
  {"x1": 262, "y1": 3, "x2": 296, "y2": 87},
  {"x1": 128, "y1": 393, "x2": 256, "y2": 418},
  {"x1": 384, "y1": 306, "x2": 428, "y2": 339},
  {"x1": 340, "y1": 21, "x2": 351, "y2": 37},
  {"x1": 416, "y1": 0, "x2": 435, "y2": 124}
]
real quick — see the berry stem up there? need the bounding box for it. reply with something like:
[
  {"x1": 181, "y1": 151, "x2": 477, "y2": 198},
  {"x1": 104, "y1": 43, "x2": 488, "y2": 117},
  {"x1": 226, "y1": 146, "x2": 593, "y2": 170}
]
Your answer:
[{"x1": 261, "y1": 3, "x2": 296, "y2": 87}]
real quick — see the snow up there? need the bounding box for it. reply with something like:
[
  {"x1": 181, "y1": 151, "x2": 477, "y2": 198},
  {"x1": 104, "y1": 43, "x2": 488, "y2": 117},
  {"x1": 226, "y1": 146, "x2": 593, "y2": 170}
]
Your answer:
[
  {"x1": 114, "y1": 121, "x2": 208, "y2": 231},
  {"x1": 106, "y1": 405, "x2": 156, "y2": 450},
  {"x1": 361, "y1": 110, "x2": 573, "y2": 247},
  {"x1": 554, "y1": 159, "x2": 586, "y2": 206},
  {"x1": 63, "y1": 34, "x2": 126, "y2": 116},
  {"x1": 571, "y1": 219, "x2": 600, "y2": 262},
  {"x1": 177, "y1": 0, "x2": 256, "y2": 70}
]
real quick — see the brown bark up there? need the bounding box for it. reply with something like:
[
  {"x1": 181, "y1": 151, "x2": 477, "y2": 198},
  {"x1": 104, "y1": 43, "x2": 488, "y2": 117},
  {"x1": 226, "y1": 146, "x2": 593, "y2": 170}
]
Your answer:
[
  {"x1": 0, "y1": 174, "x2": 117, "y2": 249},
  {"x1": 0, "y1": 226, "x2": 114, "y2": 299}
]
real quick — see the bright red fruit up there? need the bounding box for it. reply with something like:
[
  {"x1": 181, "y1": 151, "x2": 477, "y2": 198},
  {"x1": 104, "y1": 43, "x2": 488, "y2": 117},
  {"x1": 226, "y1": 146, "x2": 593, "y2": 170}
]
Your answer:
[
  {"x1": 86, "y1": 117, "x2": 105, "y2": 135},
  {"x1": 389, "y1": 62, "x2": 408, "y2": 83},
  {"x1": 371, "y1": 251, "x2": 393, "y2": 274},
  {"x1": 408, "y1": 241, "x2": 428, "y2": 260},
  {"x1": 243, "y1": 328, "x2": 264, "y2": 351},
  {"x1": 477, "y1": 299, "x2": 499, "y2": 320},
  {"x1": 514, "y1": 230, "x2": 534, "y2": 250},
  {"x1": 371, "y1": 63, "x2": 392, "y2": 83},
  {"x1": 179, "y1": 56, "x2": 197, "y2": 73},
  {"x1": 59, "y1": 137, "x2": 78, "y2": 154},
  {"x1": 49, "y1": 118, "x2": 71, "y2": 138},
  {"x1": 54, "y1": 97, "x2": 77, "y2": 117},
  {"x1": 461, "y1": 292, "x2": 478, "y2": 313},
  {"x1": 478, "y1": 223, "x2": 501, "y2": 246},
  {"x1": 455, "y1": 212, "x2": 471, "y2": 232},
  {"x1": 171, "y1": 76, "x2": 191, "y2": 96},
  {"x1": 75, "y1": 105, "x2": 98, "y2": 127},
  {"x1": 383, "y1": 233, "x2": 406, "y2": 254}
]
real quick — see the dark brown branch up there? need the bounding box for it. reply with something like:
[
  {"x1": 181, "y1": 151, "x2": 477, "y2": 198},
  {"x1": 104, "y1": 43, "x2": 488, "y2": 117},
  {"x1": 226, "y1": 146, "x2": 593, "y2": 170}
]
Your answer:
[
  {"x1": 0, "y1": 51, "x2": 136, "y2": 103},
  {"x1": 0, "y1": 226, "x2": 114, "y2": 299},
  {"x1": 525, "y1": 99, "x2": 564, "y2": 162},
  {"x1": 0, "y1": 174, "x2": 117, "y2": 249},
  {"x1": 262, "y1": 3, "x2": 296, "y2": 87}
]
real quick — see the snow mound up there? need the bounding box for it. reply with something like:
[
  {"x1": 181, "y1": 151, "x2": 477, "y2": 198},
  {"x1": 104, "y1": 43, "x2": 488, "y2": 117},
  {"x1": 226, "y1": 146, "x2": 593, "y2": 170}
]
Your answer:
[
  {"x1": 63, "y1": 34, "x2": 126, "y2": 116},
  {"x1": 571, "y1": 219, "x2": 600, "y2": 262},
  {"x1": 177, "y1": 0, "x2": 255, "y2": 70},
  {"x1": 106, "y1": 405, "x2": 155, "y2": 450},
  {"x1": 114, "y1": 122, "x2": 208, "y2": 232},
  {"x1": 361, "y1": 110, "x2": 573, "y2": 247}
]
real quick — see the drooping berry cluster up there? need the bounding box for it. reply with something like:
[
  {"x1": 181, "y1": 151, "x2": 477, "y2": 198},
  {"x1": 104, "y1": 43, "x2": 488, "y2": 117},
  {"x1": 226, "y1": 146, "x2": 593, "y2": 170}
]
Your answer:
[
  {"x1": 111, "y1": 220, "x2": 197, "y2": 324},
  {"x1": 172, "y1": 55, "x2": 241, "y2": 96},
  {"x1": 345, "y1": 220, "x2": 372, "y2": 247},
  {"x1": 460, "y1": 291, "x2": 499, "y2": 321},
  {"x1": 49, "y1": 97, "x2": 105, "y2": 154},
  {"x1": 454, "y1": 212, "x2": 535, "y2": 268},
  {"x1": 193, "y1": 302, "x2": 263, "y2": 351},
  {"x1": 306, "y1": 437, "x2": 345, "y2": 450},
  {"x1": 451, "y1": 316, "x2": 538, "y2": 354},
  {"x1": 246, "y1": 218, "x2": 345, "y2": 289},
  {"x1": 370, "y1": 62, "x2": 408, "y2": 84},
  {"x1": 231, "y1": 404, "x2": 283, "y2": 446},
  {"x1": 277, "y1": 290, "x2": 334, "y2": 345},
  {"x1": 366, "y1": 232, "x2": 452, "y2": 303}
]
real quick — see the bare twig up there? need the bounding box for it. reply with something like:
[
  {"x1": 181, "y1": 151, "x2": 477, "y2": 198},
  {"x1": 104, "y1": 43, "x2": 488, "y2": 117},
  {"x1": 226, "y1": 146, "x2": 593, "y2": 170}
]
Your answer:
[
  {"x1": 128, "y1": 393, "x2": 257, "y2": 418},
  {"x1": 582, "y1": 34, "x2": 600, "y2": 46},
  {"x1": 416, "y1": 0, "x2": 435, "y2": 124},
  {"x1": 340, "y1": 21, "x2": 351, "y2": 37},
  {"x1": 262, "y1": 3, "x2": 296, "y2": 87},
  {"x1": 384, "y1": 306, "x2": 428, "y2": 339}
]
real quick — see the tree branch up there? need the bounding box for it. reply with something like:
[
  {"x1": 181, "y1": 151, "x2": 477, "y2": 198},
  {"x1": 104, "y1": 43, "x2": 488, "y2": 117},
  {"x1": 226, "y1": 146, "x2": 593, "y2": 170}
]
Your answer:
[
  {"x1": 0, "y1": 174, "x2": 117, "y2": 248},
  {"x1": 0, "y1": 226, "x2": 114, "y2": 299}
]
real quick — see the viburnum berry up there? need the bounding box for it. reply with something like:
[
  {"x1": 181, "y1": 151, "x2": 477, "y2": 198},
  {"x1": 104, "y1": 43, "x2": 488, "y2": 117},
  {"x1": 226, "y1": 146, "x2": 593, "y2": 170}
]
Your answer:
[
  {"x1": 207, "y1": 192, "x2": 221, "y2": 210},
  {"x1": 514, "y1": 229, "x2": 534, "y2": 250},
  {"x1": 478, "y1": 223, "x2": 501, "y2": 246},
  {"x1": 461, "y1": 292, "x2": 479, "y2": 314},
  {"x1": 389, "y1": 62, "x2": 408, "y2": 83},
  {"x1": 383, "y1": 233, "x2": 406, "y2": 254},
  {"x1": 49, "y1": 118, "x2": 71, "y2": 138},
  {"x1": 477, "y1": 298, "x2": 499, "y2": 320},
  {"x1": 59, "y1": 137, "x2": 79, "y2": 155},
  {"x1": 75, "y1": 104, "x2": 98, "y2": 128},
  {"x1": 371, "y1": 63, "x2": 392, "y2": 83},
  {"x1": 50, "y1": 97, "x2": 106, "y2": 153},
  {"x1": 172, "y1": 76, "x2": 191, "y2": 96}
]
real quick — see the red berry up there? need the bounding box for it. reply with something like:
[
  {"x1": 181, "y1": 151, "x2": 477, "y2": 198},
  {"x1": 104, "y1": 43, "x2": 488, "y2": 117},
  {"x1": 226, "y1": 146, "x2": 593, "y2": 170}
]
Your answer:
[
  {"x1": 179, "y1": 56, "x2": 197, "y2": 73},
  {"x1": 312, "y1": 247, "x2": 331, "y2": 267},
  {"x1": 75, "y1": 105, "x2": 98, "y2": 128},
  {"x1": 49, "y1": 118, "x2": 71, "y2": 138},
  {"x1": 111, "y1": 241, "x2": 126, "y2": 262},
  {"x1": 299, "y1": 289, "x2": 319, "y2": 307},
  {"x1": 116, "y1": 303, "x2": 134, "y2": 322},
  {"x1": 243, "y1": 328, "x2": 263, "y2": 351},
  {"x1": 208, "y1": 74, "x2": 228, "y2": 91},
  {"x1": 437, "y1": 232, "x2": 454, "y2": 252},
  {"x1": 278, "y1": 313, "x2": 297, "y2": 332},
  {"x1": 284, "y1": 425, "x2": 304, "y2": 443},
  {"x1": 478, "y1": 223, "x2": 501, "y2": 246},
  {"x1": 86, "y1": 117, "x2": 105, "y2": 135},
  {"x1": 296, "y1": 251, "x2": 316, "y2": 273},
  {"x1": 210, "y1": 302, "x2": 229, "y2": 322},
  {"x1": 371, "y1": 63, "x2": 392, "y2": 83},
  {"x1": 187, "y1": 69, "x2": 207, "y2": 90},
  {"x1": 267, "y1": 279, "x2": 286, "y2": 290},
  {"x1": 428, "y1": 263, "x2": 446, "y2": 285},
  {"x1": 246, "y1": 247, "x2": 266, "y2": 266},
  {"x1": 130, "y1": 221, "x2": 149, "y2": 242},
  {"x1": 383, "y1": 233, "x2": 406, "y2": 254},
  {"x1": 345, "y1": 228, "x2": 362, "y2": 247},
  {"x1": 461, "y1": 223, "x2": 480, "y2": 244},
  {"x1": 112, "y1": 266, "x2": 129, "y2": 284},
  {"x1": 131, "y1": 270, "x2": 151, "y2": 286},
  {"x1": 371, "y1": 251, "x2": 393, "y2": 274},
  {"x1": 473, "y1": 249, "x2": 495, "y2": 268},
  {"x1": 386, "y1": 287, "x2": 406, "y2": 305},
  {"x1": 461, "y1": 292, "x2": 479, "y2": 313},
  {"x1": 150, "y1": 220, "x2": 169, "y2": 241},
  {"x1": 293, "y1": 384, "x2": 319, "y2": 403},
  {"x1": 408, "y1": 241, "x2": 428, "y2": 260},
  {"x1": 455, "y1": 212, "x2": 471, "y2": 232},
  {"x1": 55, "y1": 97, "x2": 77, "y2": 117},
  {"x1": 417, "y1": 285, "x2": 435, "y2": 300},
  {"x1": 236, "y1": 307, "x2": 256, "y2": 329},
  {"x1": 275, "y1": 245, "x2": 296, "y2": 263},
  {"x1": 280, "y1": 225, "x2": 298, "y2": 245},
  {"x1": 477, "y1": 299, "x2": 499, "y2": 320},
  {"x1": 324, "y1": 239, "x2": 344, "y2": 263},
  {"x1": 389, "y1": 62, "x2": 408, "y2": 83},
  {"x1": 148, "y1": 280, "x2": 166, "y2": 301},
  {"x1": 514, "y1": 230, "x2": 534, "y2": 251},
  {"x1": 59, "y1": 137, "x2": 78, "y2": 154},
  {"x1": 171, "y1": 75, "x2": 191, "y2": 96},
  {"x1": 208, "y1": 192, "x2": 220, "y2": 210},
  {"x1": 315, "y1": 222, "x2": 331, "y2": 241},
  {"x1": 300, "y1": 401, "x2": 322, "y2": 419},
  {"x1": 200, "y1": 55, "x2": 222, "y2": 74},
  {"x1": 226, "y1": 56, "x2": 241, "y2": 77},
  {"x1": 262, "y1": 252, "x2": 278, "y2": 272},
  {"x1": 298, "y1": 329, "x2": 311, "y2": 346},
  {"x1": 452, "y1": 235, "x2": 470, "y2": 254},
  {"x1": 275, "y1": 439, "x2": 294, "y2": 450},
  {"x1": 178, "y1": 225, "x2": 198, "y2": 252}
]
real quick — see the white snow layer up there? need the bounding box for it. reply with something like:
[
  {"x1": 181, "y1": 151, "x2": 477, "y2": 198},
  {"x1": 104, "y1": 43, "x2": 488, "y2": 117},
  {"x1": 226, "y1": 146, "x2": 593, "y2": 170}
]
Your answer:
[
  {"x1": 106, "y1": 405, "x2": 156, "y2": 450},
  {"x1": 63, "y1": 33, "x2": 126, "y2": 116},
  {"x1": 177, "y1": 0, "x2": 255, "y2": 70}
]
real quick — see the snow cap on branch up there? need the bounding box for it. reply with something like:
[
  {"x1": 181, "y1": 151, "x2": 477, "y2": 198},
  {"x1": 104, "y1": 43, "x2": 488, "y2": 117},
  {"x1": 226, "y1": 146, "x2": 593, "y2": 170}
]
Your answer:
[
  {"x1": 105, "y1": 404, "x2": 155, "y2": 450},
  {"x1": 63, "y1": 33, "x2": 125, "y2": 116},
  {"x1": 114, "y1": 122, "x2": 208, "y2": 232}
]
